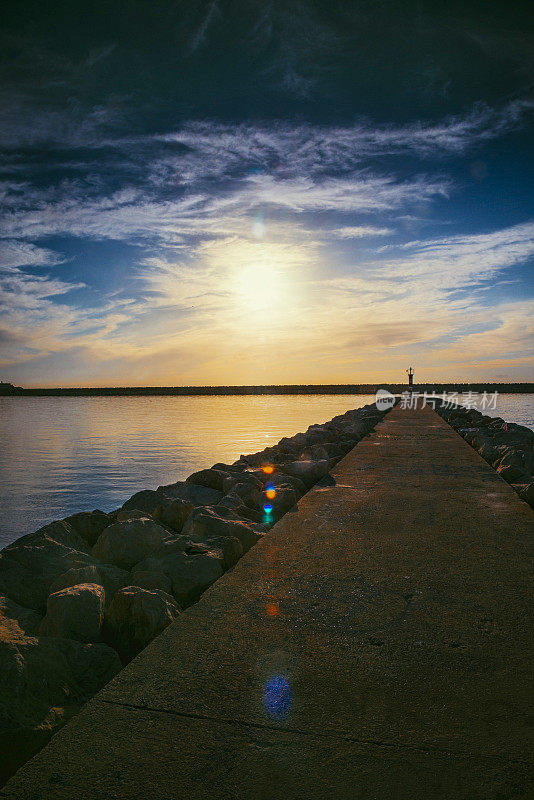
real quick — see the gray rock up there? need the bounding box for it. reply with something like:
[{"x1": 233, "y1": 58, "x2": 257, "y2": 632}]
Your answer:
[
  {"x1": 186, "y1": 468, "x2": 229, "y2": 492},
  {"x1": 200, "y1": 535, "x2": 243, "y2": 569},
  {"x1": 181, "y1": 506, "x2": 262, "y2": 552},
  {"x1": 0, "y1": 616, "x2": 120, "y2": 785},
  {"x1": 157, "y1": 480, "x2": 223, "y2": 507},
  {"x1": 92, "y1": 518, "x2": 171, "y2": 570},
  {"x1": 0, "y1": 595, "x2": 42, "y2": 636},
  {"x1": 261, "y1": 483, "x2": 299, "y2": 521},
  {"x1": 519, "y1": 483, "x2": 534, "y2": 508},
  {"x1": 39, "y1": 583, "x2": 105, "y2": 643},
  {"x1": 130, "y1": 569, "x2": 173, "y2": 594},
  {"x1": 103, "y1": 585, "x2": 180, "y2": 661},
  {"x1": 132, "y1": 538, "x2": 224, "y2": 606},
  {"x1": 121, "y1": 489, "x2": 171, "y2": 516},
  {"x1": 216, "y1": 494, "x2": 263, "y2": 523},
  {"x1": 279, "y1": 459, "x2": 330, "y2": 489},
  {"x1": 153, "y1": 498, "x2": 194, "y2": 532},
  {"x1": 0, "y1": 524, "x2": 97, "y2": 612},
  {"x1": 62, "y1": 510, "x2": 111, "y2": 547},
  {"x1": 49, "y1": 564, "x2": 129, "y2": 605},
  {"x1": 115, "y1": 508, "x2": 155, "y2": 522}
]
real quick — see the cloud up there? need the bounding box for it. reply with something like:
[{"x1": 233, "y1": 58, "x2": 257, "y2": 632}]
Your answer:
[
  {"x1": 0, "y1": 240, "x2": 65, "y2": 269},
  {"x1": 329, "y1": 226, "x2": 393, "y2": 239},
  {"x1": 379, "y1": 221, "x2": 534, "y2": 288}
]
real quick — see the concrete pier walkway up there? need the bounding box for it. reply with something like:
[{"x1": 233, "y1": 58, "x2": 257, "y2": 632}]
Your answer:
[{"x1": 2, "y1": 404, "x2": 533, "y2": 799}]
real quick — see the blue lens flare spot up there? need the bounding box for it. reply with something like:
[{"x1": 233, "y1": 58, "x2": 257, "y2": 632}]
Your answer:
[
  {"x1": 263, "y1": 503, "x2": 273, "y2": 513},
  {"x1": 266, "y1": 481, "x2": 276, "y2": 491},
  {"x1": 263, "y1": 675, "x2": 292, "y2": 720}
]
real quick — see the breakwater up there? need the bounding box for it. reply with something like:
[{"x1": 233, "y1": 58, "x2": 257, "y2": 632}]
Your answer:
[
  {"x1": 0, "y1": 401, "x2": 389, "y2": 785},
  {"x1": 2, "y1": 402, "x2": 532, "y2": 800},
  {"x1": 1, "y1": 382, "x2": 533, "y2": 396},
  {"x1": 434, "y1": 399, "x2": 534, "y2": 507}
]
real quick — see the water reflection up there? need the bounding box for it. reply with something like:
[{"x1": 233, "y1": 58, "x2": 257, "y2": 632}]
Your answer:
[{"x1": 0, "y1": 394, "x2": 377, "y2": 546}]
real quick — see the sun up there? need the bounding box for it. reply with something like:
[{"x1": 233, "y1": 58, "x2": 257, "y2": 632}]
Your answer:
[{"x1": 235, "y1": 262, "x2": 281, "y2": 311}]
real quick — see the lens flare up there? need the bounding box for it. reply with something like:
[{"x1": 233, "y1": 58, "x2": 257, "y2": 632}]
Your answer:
[
  {"x1": 263, "y1": 675, "x2": 292, "y2": 720},
  {"x1": 265, "y1": 489, "x2": 276, "y2": 500},
  {"x1": 263, "y1": 503, "x2": 273, "y2": 513},
  {"x1": 266, "y1": 601, "x2": 279, "y2": 617},
  {"x1": 262, "y1": 464, "x2": 275, "y2": 474}
]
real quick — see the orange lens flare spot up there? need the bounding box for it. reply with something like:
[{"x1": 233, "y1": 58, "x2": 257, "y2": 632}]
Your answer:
[
  {"x1": 266, "y1": 602, "x2": 279, "y2": 617},
  {"x1": 265, "y1": 489, "x2": 276, "y2": 500},
  {"x1": 261, "y1": 464, "x2": 275, "y2": 474}
]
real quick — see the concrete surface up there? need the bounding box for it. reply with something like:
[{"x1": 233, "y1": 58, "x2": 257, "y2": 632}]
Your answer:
[{"x1": 2, "y1": 404, "x2": 533, "y2": 799}]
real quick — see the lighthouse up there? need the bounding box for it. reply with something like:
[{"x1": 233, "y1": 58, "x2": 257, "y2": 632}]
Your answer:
[{"x1": 406, "y1": 366, "x2": 414, "y2": 392}]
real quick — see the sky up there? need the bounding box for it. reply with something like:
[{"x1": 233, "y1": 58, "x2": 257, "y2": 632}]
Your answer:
[{"x1": 1, "y1": 0, "x2": 533, "y2": 387}]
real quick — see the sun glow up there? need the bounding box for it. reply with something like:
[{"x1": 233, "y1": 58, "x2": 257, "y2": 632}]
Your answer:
[{"x1": 236, "y1": 262, "x2": 280, "y2": 310}]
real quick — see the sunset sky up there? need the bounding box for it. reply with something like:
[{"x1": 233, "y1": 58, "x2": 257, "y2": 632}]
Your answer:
[{"x1": 1, "y1": 0, "x2": 533, "y2": 387}]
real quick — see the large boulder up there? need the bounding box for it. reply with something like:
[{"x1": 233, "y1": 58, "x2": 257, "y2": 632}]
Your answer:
[
  {"x1": 39, "y1": 583, "x2": 105, "y2": 643},
  {"x1": 92, "y1": 518, "x2": 170, "y2": 570},
  {"x1": 49, "y1": 564, "x2": 129, "y2": 605},
  {"x1": 63, "y1": 510, "x2": 111, "y2": 547},
  {"x1": 261, "y1": 483, "x2": 299, "y2": 521},
  {"x1": 279, "y1": 459, "x2": 330, "y2": 489},
  {"x1": 0, "y1": 616, "x2": 120, "y2": 786},
  {"x1": 216, "y1": 494, "x2": 263, "y2": 523},
  {"x1": 519, "y1": 483, "x2": 534, "y2": 508},
  {"x1": 0, "y1": 523, "x2": 97, "y2": 612},
  {"x1": 157, "y1": 480, "x2": 222, "y2": 507},
  {"x1": 186, "y1": 468, "x2": 229, "y2": 492},
  {"x1": 132, "y1": 538, "x2": 224, "y2": 606},
  {"x1": 153, "y1": 498, "x2": 194, "y2": 533},
  {"x1": 181, "y1": 506, "x2": 263, "y2": 552},
  {"x1": 103, "y1": 585, "x2": 180, "y2": 661},
  {"x1": 0, "y1": 596, "x2": 41, "y2": 636},
  {"x1": 121, "y1": 489, "x2": 171, "y2": 516}
]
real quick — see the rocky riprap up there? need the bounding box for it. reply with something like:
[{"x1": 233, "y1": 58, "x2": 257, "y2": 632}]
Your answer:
[
  {"x1": 0, "y1": 402, "x2": 389, "y2": 785},
  {"x1": 435, "y1": 401, "x2": 534, "y2": 508}
]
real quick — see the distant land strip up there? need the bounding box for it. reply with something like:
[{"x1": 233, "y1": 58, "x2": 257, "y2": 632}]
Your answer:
[{"x1": 1, "y1": 383, "x2": 533, "y2": 396}]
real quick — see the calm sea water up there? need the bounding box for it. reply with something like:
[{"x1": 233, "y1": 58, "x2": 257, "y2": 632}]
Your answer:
[{"x1": 0, "y1": 393, "x2": 532, "y2": 548}]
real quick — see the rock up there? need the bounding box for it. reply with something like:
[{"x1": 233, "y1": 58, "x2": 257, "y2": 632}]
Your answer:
[
  {"x1": 115, "y1": 508, "x2": 155, "y2": 522},
  {"x1": 494, "y1": 450, "x2": 532, "y2": 484},
  {"x1": 103, "y1": 585, "x2": 180, "y2": 661},
  {"x1": 63, "y1": 510, "x2": 111, "y2": 547},
  {"x1": 217, "y1": 494, "x2": 264, "y2": 524},
  {"x1": 186, "y1": 468, "x2": 229, "y2": 492},
  {"x1": 49, "y1": 564, "x2": 129, "y2": 605},
  {"x1": 261, "y1": 483, "x2": 299, "y2": 521},
  {"x1": 130, "y1": 569, "x2": 173, "y2": 594},
  {"x1": 132, "y1": 538, "x2": 224, "y2": 606},
  {"x1": 92, "y1": 518, "x2": 171, "y2": 570},
  {"x1": 222, "y1": 472, "x2": 263, "y2": 499},
  {"x1": 3, "y1": 519, "x2": 91, "y2": 556},
  {"x1": 181, "y1": 506, "x2": 263, "y2": 552},
  {"x1": 0, "y1": 616, "x2": 120, "y2": 786},
  {"x1": 200, "y1": 535, "x2": 243, "y2": 569},
  {"x1": 519, "y1": 483, "x2": 534, "y2": 508},
  {"x1": 0, "y1": 524, "x2": 96, "y2": 612},
  {"x1": 153, "y1": 498, "x2": 194, "y2": 532},
  {"x1": 39, "y1": 583, "x2": 105, "y2": 643},
  {"x1": 279, "y1": 459, "x2": 330, "y2": 489},
  {"x1": 157, "y1": 480, "x2": 223, "y2": 507},
  {"x1": 0, "y1": 595, "x2": 41, "y2": 636},
  {"x1": 121, "y1": 489, "x2": 171, "y2": 516}
]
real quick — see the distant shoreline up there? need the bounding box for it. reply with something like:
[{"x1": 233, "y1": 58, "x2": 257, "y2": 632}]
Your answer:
[{"x1": 1, "y1": 383, "x2": 533, "y2": 396}]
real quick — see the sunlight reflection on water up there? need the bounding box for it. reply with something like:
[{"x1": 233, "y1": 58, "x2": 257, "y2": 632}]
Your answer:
[
  {"x1": 0, "y1": 394, "x2": 375, "y2": 546},
  {"x1": 0, "y1": 393, "x2": 531, "y2": 547}
]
